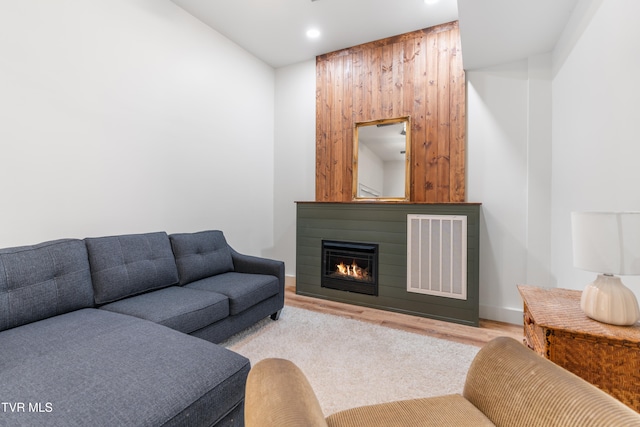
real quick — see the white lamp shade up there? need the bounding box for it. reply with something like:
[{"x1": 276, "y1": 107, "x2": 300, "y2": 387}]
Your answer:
[{"x1": 572, "y1": 212, "x2": 640, "y2": 275}]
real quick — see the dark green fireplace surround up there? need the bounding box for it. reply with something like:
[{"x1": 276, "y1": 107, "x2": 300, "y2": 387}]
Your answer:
[{"x1": 296, "y1": 202, "x2": 481, "y2": 327}]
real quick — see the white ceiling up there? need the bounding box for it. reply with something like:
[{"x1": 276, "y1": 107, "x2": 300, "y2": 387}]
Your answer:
[
  {"x1": 457, "y1": 0, "x2": 578, "y2": 70},
  {"x1": 171, "y1": 0, "x2": 578, "y2": 70}
]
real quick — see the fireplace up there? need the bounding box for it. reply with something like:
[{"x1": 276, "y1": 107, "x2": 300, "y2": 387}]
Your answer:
[{"x1": 321, "y1": 240, "x2": 378, "y2": 296}]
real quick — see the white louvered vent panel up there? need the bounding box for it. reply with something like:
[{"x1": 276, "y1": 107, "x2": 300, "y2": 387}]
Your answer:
[{"x1": 407, "y1": 214, "x2": 467, "y2": 300}]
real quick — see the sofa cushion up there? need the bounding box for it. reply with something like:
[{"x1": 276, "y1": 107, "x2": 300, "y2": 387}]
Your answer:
[
  {"x1": 169, "y1": 230, "x2": 234, "y2": 286},
  {"x1": 0, "y1": 239, "x2": 93, "y2": 332},
  {"x1": 185, "y1": 272, "x2": 279, "y2": 316},
  {"x1": 99, "y1": 286, "x2": 229, "y2": 334},
  {"x1": 85, "y1": 232, "x2": 179, "y2": 305},
  {"x1": 0, "y1": 308, "x2": 250, "y2": 427}
]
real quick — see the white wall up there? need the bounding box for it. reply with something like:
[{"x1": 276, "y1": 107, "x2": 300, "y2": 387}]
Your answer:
[
  {"x1": 271, "y1": 60, "x2": 316, "y2": 275},
  {"x1": 358, "y1": 144, "x2": 384, "y2": 196},
  {"x1": 466, "y1": 0, "x2": 640, "y2": 323},
  {"x1": 383, "y1": 160, "x2": 405, "y2": 196},
  {"x1": 466, "y1": 56, "x2": 552, "y2": 324},
  {"x1": 0, "y1": 0, "x2": 275, "y2": 256},
  {"x1": 551, "y1": 0, "x2": 640, "y2": 296}
]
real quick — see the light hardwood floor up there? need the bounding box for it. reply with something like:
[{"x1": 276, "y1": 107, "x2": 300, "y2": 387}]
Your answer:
[{"x1": 284, "y1": 285, "x2": 523, "y2": 347}]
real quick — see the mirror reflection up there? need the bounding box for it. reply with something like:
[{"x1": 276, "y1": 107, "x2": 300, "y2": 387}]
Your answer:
[{"x1": 353, "y1": 117, "x2": 410, "y2": 201}]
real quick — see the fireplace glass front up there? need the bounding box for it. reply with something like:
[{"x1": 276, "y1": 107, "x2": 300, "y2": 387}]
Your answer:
[{"x1": 321, "y1": 240, "x2": 378, "y2": 296}]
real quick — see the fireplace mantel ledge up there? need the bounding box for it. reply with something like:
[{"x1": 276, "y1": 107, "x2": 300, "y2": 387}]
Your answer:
[{"x1": 295, "y1": 201, "x2": 482, "y2": 205}]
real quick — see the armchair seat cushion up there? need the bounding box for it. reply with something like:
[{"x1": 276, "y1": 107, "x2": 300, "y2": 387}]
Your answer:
[
  {"x1": 185, "y1": 272, "x2": 279, "y2": 315},
  {"x1": 326, "y1": 395, "x2": 495, "y2": 427},
  {"x1": 99, "y1": 286, "x2": 229, "y2": 334}
]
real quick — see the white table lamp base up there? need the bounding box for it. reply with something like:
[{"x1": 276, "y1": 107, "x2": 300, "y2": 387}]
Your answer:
[{"x1": 580, "y1": 274, "x2": 640, "y2": 326}]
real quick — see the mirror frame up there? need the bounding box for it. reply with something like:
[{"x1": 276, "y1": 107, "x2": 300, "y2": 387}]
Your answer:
[{"x1": 352, "y1": 116, "x2": 411, "y2": 202}]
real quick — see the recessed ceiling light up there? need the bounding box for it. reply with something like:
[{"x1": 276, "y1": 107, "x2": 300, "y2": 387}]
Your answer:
[
  {"x1": 306, "y1": 28, "x2": 321, "y2": 39},
  {"x1": 424, "y1": 0, "x2": 440, "y2": 4}
]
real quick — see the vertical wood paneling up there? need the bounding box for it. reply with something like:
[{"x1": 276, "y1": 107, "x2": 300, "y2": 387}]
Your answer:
[
  {"x1": 363, "y1": 48, "x2": 373, "y2": 122},
  {"x1": 436, "y1": 30, "x2": 451, "y2": 202},
  {"x1": 343, "y1": 55, "x2": 353, "y2": 124},
  {"x1": 392, "y1": 42, "x2": 404, "y2": 117},
  {"x1": 353, "y1": 51, "x2": 365, "y2": 123},
  {"x1": 370, "y1": 47, "x2": 381, "y2": 122},
  {"x1": 316, "y1": 59, "x2": 330, "y2": 201},
  {"x1": 449, "y1": 29, "x2": 466, "y2": 202},
  {"x1": 416, "y1": 38, "x2": 427, "y2": 201},
  {"x1": 316, "y1": 22, "x2": 465, "y2": 202},
  {"x1": 330, "y1": 57, "x2": 344, "y2": 201},
  {"x1": 381, "y1": 44, "x2": 393, "y2": 118},
  {"x1": 423, "y1": 31, "x2": 439, "y2": 202},
  {"x1": 402, "y1": 38, "x2": 417, "y2": 198},
  {"x1": 343, "y1": 57, "x2": 354, "y2": 198}
]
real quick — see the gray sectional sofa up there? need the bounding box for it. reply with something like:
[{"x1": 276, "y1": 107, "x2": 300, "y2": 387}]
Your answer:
[{"x1": 0, "y1": 230, "x2": 285, "y2": 427}]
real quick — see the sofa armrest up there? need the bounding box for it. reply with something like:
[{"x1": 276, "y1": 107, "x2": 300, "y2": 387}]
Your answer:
[
  {"x1": 245, "y1": 358, "x2": 328, "y2": 427},
  {"x1": 230, "y1": 248, "x2": 285, "y2": 288},
  {"x1": 463, "y1": 337, "x2": 640, "y2": 426}
]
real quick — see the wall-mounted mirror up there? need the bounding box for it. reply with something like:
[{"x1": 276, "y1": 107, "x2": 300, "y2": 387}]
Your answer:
[{"x1": 353, "y1": 116, "x2": 411, "y2": 201}]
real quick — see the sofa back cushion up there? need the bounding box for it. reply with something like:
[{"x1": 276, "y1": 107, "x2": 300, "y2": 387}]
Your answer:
[
  {"x1": 169, "y1": 230, "x2": 234, "y2": 286},
  {"x1": 0, "y1": 239, "x2": 94, "y2": 332},
  {"x1": 85, "y1": 232, "x2": 179, "y2": 305}
]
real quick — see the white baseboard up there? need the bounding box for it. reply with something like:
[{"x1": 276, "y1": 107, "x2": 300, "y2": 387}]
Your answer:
[
  {"x1": 285, "y1": 275, "x2": 296, "y2": 287},
  {"x1": 479, "y1": 304, "x2": 523, "y2": 325}
]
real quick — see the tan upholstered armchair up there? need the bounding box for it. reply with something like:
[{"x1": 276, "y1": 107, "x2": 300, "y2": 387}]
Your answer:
[{"x1": 245, "y1": 336, "x2": 640, "y2": 427}]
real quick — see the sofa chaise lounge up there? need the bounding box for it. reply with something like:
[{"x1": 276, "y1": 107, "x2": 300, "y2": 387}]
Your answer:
[{"x1": 0, "y1": 230, "x2": 284, "y2": 427}]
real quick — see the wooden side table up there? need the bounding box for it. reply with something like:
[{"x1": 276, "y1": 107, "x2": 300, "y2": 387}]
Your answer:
[{"x1": 518, "y1": 285, "x2": 640, "y2": 412}]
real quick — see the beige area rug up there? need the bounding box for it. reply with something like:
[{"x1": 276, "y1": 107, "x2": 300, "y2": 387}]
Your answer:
[{"x1": 221, "y1": 306, "x2": 479, "y2": 416}]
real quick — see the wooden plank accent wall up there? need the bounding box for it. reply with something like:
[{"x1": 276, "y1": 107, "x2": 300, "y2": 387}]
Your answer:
[
  {"x1": 296, "y1": 202, "x2": 480, "y2": 326},
  {"x1": 315, "y1": 21, "x2": 466, "y2": 202}
]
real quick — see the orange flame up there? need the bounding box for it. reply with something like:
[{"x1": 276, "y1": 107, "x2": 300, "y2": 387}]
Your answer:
[{"x1": 335, "y1": 260, "x2": 368, "y2": 279}]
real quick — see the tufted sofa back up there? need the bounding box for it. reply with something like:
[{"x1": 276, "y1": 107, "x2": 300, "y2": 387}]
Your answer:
[
  {"x1": 85, "y1": 232, "x2": 179, "y2": 305},
  {"x1": 0, "y1": 239, "x2": 94, "y2": 332},
  {"x1": 169, "y1": 230, "x2": 235, "y2": 286}
]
